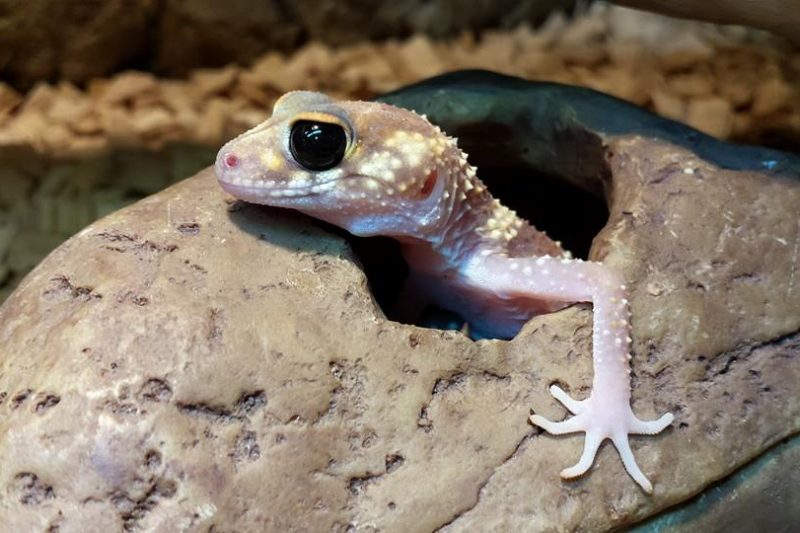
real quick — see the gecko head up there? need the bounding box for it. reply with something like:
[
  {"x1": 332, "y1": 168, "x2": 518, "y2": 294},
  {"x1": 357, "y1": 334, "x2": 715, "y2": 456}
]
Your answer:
[{"x1": 215, "y1": 91, "x2": 458, "y2": 238}]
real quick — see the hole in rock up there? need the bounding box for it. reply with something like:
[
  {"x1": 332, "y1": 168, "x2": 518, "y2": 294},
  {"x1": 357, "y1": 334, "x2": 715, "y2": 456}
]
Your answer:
[{"x1": 340, "y1": 166, "x2": 609, "y2": 339}]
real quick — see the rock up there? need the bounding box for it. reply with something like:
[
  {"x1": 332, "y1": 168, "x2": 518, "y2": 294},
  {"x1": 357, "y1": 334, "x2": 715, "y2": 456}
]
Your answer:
[
  {"x1": 19, "y1": 82, "x2": 57, "y2": 115},
  {"x1": 631, "y1": 436, "x2": 800, "y2": 532},
  {"x1": 47, "y1": 83, "x2": 92, "y2": 125},
  {"x1": 194, "y1": 97, "x2": 234, "y2": 146},
  {"x1": 190, "y1": 66, "x2": 241, "y2": 99},
  {"x1": 397, "y1": 36, "x2": 448, "y2": 81},
  {"x1": 233, "y1": 74, "x2": 277, "y2": 108},
  {"x1": 0, "y1": 72, "x2": 798, "y2": 530},
  {"x1": 98, "y1": 107, "x2": 138, "y2": 147},
  {"x1": 751, "y1": 78, "x2": 794, "y2": 117},
  {"x1": 71, "y1": 112, "x2": 104, "y2": 136},
  {"x1": 98, "y1": 71, "x2": 160, "y2": 106},
  {"x1": 130, "y1": 108, "x2": 176, "y2": 142},
  {"x1": 0, "y1": 83, "x2": 22, "y2": 117},
  {"x1": 686, "y1": 96, "x2": 734, "y2": 138},
  {"x1": 717, "y1": 72, "x2": 756, "y2": 108},
  {"x1": 610, "y1": 0, "x2": 800, "y2": 45},
  {"x1": 657, "y1": 47, "x2": 715, "y2": 72},
  {"x1": 580, "y1": 65, "x2": 650, "y2": 105},
  {"x1": 227, "y1": 107, "x2": 271, "y2": 135},
  {"x1": 40, "y1": 123, "x2": 73, "y2": 153},
  {"x1": 471, "y1": 31, "x2": 517, "y2": 70},
  {"x1": 245, "y1": 53, "x2": 291, "y2": 92},
  {"x1": 666, "y1": 71, "x2": 715, "y2": 98},
  {"x1": 651, "y1": 89, "x2": 686, "y2": 121}
]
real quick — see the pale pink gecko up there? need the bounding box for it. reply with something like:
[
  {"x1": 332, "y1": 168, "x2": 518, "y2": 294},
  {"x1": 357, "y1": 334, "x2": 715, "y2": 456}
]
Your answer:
[{"x1": 214, "y1": 91, "x2": 674, "y2": 493}]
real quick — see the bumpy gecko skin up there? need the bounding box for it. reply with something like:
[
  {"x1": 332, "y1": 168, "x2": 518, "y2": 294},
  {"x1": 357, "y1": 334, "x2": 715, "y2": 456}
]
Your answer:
[{"x1": 215, "y1": 91, "x2": 674, "y2": 493}]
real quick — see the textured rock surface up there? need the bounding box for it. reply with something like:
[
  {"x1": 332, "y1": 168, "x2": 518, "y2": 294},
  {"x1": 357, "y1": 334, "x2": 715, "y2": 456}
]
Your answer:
[
  {"x1": 631, "y1": 436, "x2": 800, "y2": 532},
  {"x1": 0, "y1": 128, "x2": 798, "y2": 529},
  {"x1": 0, "y1": 0, "x2": 158, "y2": 89},
  {"x1": 613, "y1": 0, "x2": 800, "y2": 44}
]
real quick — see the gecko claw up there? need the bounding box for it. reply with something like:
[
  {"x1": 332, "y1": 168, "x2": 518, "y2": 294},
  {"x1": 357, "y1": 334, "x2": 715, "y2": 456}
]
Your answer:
[{"x1": 530, "y1": 387, "x2": 673, "y2": 493}]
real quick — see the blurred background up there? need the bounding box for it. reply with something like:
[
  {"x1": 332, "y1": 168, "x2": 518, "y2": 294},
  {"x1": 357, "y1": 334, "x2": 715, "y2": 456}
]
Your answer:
[{"x1": 0, "y1": 0, "x2": 798, "y2": 301}]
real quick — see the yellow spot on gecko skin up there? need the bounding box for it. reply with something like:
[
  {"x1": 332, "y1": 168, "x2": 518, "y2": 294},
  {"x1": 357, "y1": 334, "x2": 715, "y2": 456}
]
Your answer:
[{"x1": 261, "y1": 151, "x2": 284, "y2": 171}]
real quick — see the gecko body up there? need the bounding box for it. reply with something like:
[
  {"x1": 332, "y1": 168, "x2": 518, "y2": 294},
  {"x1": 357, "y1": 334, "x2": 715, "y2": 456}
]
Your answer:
[{"x1": 215, "y1": 91, "x2": 673, "y2": 492}]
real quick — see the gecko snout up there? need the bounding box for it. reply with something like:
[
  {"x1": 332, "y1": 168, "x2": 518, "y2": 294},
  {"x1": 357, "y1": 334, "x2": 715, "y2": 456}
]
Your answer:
[{"x1": 215, "y1": 148, "x2": 250, "y2": 190}]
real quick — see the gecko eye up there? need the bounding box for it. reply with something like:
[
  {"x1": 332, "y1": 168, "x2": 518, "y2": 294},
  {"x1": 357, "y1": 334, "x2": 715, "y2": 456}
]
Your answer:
[{"x1": 289, "y1": 120, "x2": 347, "y2": 171}]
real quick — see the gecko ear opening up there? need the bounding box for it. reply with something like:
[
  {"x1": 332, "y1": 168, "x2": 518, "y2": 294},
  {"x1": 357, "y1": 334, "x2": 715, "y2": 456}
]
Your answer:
[{"x1": 418, "y1": 169, "x2": 438, "y2": 197}]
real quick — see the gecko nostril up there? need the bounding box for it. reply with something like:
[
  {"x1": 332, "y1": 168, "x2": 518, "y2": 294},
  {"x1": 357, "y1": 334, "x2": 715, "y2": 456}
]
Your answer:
[{"x1": 223, "y1": 153, "x2": 240, "y2": 169}]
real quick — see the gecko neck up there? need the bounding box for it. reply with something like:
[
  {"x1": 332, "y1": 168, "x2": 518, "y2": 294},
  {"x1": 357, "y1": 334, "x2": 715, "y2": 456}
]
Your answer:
[{"x1": 398, "y1": 144, "x2": 566, "y2": 276}]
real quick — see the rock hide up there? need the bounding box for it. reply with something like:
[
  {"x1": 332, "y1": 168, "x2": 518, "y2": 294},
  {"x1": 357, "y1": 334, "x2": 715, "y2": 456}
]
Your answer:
[{"x1": 0, "y1": 128, "x2": 798, "y2": 530}]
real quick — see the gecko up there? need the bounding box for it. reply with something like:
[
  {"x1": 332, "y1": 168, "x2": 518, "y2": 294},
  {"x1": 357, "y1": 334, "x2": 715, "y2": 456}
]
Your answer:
[{"x1": 214, "y1": 91, "x2": 674, "y2": 493}]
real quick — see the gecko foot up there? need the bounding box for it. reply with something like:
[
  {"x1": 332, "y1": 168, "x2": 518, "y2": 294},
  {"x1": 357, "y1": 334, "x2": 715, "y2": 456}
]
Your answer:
[{"x1": 530, "y1": 384, "x2": 673, "y2": 493}]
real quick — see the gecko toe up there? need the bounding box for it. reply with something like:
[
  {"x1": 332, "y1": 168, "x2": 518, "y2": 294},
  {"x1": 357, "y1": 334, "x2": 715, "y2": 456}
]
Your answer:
[
  {"x1": 549, "y1": 384, "x2": 585, "y2": 414},
  {"x1": 612, "y1": 432, "x2": 654, "y2": 493},
  {"x1": 530, "y1": 413, "x2": 586, "y2": 435},
  {"x1": 560, "y1": 431, "x2": 602, "y2": 479},
  {"x1": 629, "y1": 412, "x2": 674, "y2": 435}
]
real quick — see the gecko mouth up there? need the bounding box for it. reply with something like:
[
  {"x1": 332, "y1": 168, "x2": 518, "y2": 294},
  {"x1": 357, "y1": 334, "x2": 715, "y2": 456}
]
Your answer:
[
  {"x1": 219, "y1": 181, "x2": 321, "y2": 199},
  {"x1": 218, "y1": 174, "x2": 372, "y2": 201}
]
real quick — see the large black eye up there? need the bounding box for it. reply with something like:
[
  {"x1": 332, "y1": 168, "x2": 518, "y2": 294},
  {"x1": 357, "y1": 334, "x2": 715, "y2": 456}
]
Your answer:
[{"x1": 289, "y1": 120, "x2": 347, "y2": 171}]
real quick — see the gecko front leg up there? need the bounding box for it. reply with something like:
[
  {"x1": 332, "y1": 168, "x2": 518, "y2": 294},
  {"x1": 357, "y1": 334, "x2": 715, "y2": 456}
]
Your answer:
[{"x1": 464, "y1": 252, "x2": 674, "y2": 493}]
